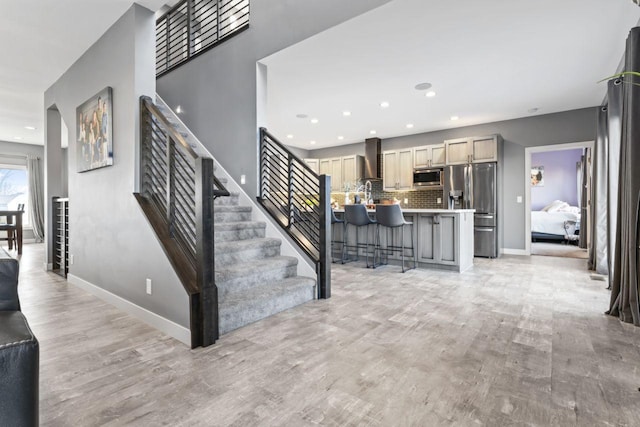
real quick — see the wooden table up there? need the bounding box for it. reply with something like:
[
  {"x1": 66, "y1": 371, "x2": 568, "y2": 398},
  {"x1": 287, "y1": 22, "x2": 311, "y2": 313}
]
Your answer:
[{"x1": 0, "y1": 210, "x2": 23, "y2": 255}]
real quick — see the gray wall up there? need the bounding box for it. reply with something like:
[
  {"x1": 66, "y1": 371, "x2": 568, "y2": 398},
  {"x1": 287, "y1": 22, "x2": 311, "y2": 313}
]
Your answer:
[
  {"x1": 305, "y1": 107, "x2": 597, "y2": 250},
  {"x1": 0, "y1": 140, "x2": 45, "y2": 241},
  {"x1": 44, "y1": 5, "x2": 189, "y2": 327},
  {"x1": 156, "y1": 0, "x2": 392, "y2": 199}
]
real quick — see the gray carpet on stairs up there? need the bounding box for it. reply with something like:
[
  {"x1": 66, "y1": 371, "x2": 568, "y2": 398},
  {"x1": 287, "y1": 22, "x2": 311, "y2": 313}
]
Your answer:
[{"x1": 213, "y1": 190, "x2": 316, "y2": 335}]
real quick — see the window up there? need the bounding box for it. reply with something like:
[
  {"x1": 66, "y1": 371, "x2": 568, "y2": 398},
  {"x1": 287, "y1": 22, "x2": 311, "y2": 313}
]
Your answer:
[{"x1": 0, "y1": 166, "x2": 29, "y2": 226}]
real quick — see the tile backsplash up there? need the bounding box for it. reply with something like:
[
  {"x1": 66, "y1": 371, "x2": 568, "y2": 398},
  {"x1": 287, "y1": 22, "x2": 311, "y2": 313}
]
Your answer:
[{"x1": 331, "y1": 181, "x2": 445, "y2": 209}]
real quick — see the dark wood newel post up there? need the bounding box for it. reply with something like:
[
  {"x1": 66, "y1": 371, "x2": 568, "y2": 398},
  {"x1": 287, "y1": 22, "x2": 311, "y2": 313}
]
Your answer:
[
  {"x1": 195, "y1": 157, "x2": 218, "y2": 346},
  {"x1": 318, "y1": 175, "x2": 331, "y2": 299}
]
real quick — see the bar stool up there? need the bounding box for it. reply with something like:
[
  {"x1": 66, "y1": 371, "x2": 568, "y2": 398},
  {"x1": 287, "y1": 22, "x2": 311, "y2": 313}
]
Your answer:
[
  {"x1": 330, "y1": 209, "x2": 344, "y2": 263},
  {"x1": 342, "y1": 204, "x2": 377, "y2": 267},
  {"x1": 374, "y1": 204, "x2": 417, "y2": 272}
]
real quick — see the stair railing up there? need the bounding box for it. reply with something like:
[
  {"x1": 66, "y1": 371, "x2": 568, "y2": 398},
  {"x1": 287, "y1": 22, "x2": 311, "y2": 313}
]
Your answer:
[
  {"x1": 138, "y1": 95, "x2": 229, "y2": 348},
  {"x1": 258, "y1": 127, "x2": 331, "y2": 299},
  {"x1": 156, "y1": 0, "x2": 250, "y2": 77}
]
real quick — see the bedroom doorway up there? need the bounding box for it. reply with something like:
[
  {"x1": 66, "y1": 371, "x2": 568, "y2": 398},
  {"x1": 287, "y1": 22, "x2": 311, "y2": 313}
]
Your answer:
[{"x1": 524, "y1": 141, "x2": 593, "y2": 258}]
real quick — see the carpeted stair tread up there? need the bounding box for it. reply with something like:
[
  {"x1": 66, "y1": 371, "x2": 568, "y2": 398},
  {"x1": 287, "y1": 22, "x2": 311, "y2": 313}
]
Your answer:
[
  {"x1": 214, "y1": 221, "x2": 266, "y2": 242},
  {"x1": 219, "y1": 277, "x2": 316, "y2": 334},
  {"x1": 215, "y1": 205, "x2": 251, "y2": 212},
  {"x1": 215, "y1": 237, "x2": 280, "y2": 253},
  {"x1": 214, "y1": 221, "x2": 266, "y2": 231},
  {"x1": 215, "y1": 256, "x2": 298, "y2": 294}
]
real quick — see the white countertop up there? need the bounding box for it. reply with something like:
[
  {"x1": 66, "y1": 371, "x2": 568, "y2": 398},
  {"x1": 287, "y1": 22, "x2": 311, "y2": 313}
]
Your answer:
[{"x1": 334, "y1": 208, "x2": 475, "y2": 213}]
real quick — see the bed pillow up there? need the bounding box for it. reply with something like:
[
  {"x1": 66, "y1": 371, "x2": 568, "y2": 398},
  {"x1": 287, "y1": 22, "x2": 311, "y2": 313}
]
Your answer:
[{"x1": 542, "y1": 200, "x2": 569, "y2": 212}]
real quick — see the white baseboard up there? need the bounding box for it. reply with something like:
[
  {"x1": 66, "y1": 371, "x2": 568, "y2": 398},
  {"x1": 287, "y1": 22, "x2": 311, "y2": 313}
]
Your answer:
[
  {"x1": 501, "y1": 248, "x2": 528, "y2": 256},
  {"x1": 67, "y1": 274, "x2": 190, "y2": 346}
]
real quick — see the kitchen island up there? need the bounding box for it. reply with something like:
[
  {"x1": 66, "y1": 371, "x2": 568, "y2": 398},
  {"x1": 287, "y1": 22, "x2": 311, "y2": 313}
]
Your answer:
[{"x1": 333, "y1": 208, "x2": 475, "y2": 272}]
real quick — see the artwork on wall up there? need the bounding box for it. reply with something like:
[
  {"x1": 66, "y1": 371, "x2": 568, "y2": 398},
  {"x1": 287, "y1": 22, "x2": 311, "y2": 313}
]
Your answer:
[
  {"x1": 76, "y1": 87, "x2": 113, "y2": 172},
  {"x1": 531, "y1": 165, "x2": 544, "y2": 187}
]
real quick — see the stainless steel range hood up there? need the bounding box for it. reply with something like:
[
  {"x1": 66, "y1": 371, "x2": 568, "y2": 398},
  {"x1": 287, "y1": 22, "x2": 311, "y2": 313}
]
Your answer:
[{"x1": 364, "y1": 137, "x2": 382, "y2": 180}]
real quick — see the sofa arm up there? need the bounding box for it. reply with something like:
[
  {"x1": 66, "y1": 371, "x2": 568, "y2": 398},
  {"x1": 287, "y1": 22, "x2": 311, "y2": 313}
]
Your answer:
[
  {"x1": 0, "y1": 248, "x2": 20, "y2": 311},
  {"x1": 0, "y1": 311, "x2": 39, "y2": 426}
]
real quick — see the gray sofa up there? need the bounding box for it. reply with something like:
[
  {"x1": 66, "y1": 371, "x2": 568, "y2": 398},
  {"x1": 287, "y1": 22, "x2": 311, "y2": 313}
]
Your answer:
[{"x1": 0, "y1": 247, "x2": 39, "y2": 426}]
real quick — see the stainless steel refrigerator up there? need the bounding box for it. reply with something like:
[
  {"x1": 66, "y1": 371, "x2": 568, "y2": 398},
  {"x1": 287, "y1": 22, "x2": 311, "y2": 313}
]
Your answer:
[{"x1": 444, "y1": 163, "x2": 498, "y2": 258}]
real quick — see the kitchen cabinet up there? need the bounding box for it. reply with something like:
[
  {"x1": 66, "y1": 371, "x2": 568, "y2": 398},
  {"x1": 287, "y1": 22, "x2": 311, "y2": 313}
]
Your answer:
[
  {"x1": 304, "y1": 158, "x2": 319, "y2": 174},
  {"x1": 469, "y1": 136, "x2": 499, "y2": 163},
  {"x1": 444, "y1": 135, "x2": 500, "y2": 165},
  {"x1": 329, "y1": 158, "x2": 343, "y2": 192},
  {"x1": 342, "y1": 155, "x2": 364, "y2": 191},
  {"x1": 414, "y1": 144, "x2": 446, "y2": 168},
  {"x1": 310, "y1": 155, "x2": 363, "y2": 192},
  {"x1": 416, "y1": 213, "x2": 456, "y2": 265},
  {"x1": 383, "y1": 149, "x2": 413, "y2": 191},
  {"x1": 331, "y1": 209, "x2": 474, "y2": 273}
]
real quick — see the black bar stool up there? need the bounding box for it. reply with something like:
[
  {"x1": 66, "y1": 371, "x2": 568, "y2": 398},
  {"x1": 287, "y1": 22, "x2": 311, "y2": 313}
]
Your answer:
[
  {"x1": 374, "y1": 204, "x2": 417, "y2": 272},
  {"x1": 342, "y1": 204, "x2": 377, "y2": 267},
  {"x1": 330, "y1": 209, "x2": 344, "y2": 263}
]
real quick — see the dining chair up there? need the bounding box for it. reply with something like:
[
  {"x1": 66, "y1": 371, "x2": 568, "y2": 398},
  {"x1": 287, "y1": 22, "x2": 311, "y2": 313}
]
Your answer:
[{"x1": 0, "y1": 204, "x2": 24, "y2": 250}]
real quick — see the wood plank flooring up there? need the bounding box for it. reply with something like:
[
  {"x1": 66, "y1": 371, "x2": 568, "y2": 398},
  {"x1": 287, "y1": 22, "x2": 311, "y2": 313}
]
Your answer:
[{"x1": 15, "y1": 244, "x2": 640, "y2": 426}]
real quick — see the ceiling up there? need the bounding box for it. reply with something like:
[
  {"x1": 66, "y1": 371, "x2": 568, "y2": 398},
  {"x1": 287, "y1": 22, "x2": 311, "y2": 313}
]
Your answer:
[
  {"x1": 0, "y1": 0, "x2": 173, "y2": 146},
  {"x1": 261, "y1": 0, "x2": 640, "y2": 150}
]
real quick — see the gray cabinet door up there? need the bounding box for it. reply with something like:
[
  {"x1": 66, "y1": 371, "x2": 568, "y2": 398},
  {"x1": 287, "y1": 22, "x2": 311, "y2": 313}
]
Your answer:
[
  {"x1": 417, "y1": 214, "x2": 436, "y2": 262},
  {"x1": 438, "y1": 214, "x2": 457, "y2": 264}
]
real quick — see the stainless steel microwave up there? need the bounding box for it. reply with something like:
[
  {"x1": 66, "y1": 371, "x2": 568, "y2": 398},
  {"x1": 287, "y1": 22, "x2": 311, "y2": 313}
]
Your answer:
[{"x1": 413, "y1": 168, "x2": 443, "y2": 188}]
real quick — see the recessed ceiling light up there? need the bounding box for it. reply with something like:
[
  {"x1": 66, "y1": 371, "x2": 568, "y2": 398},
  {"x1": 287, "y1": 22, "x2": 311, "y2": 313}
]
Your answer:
[
  {"x1": 24, "y1": 126, "x2": 36, "y2": 130},
  {"x1": 13, "y1": 136, "x2": 22, "y2": 140},
  {"x1": 286, "y1": 134, "x2": 293, "y2": 139},
  {"x1": 310, "y1": 140, "x2": 316, "y2": 145},
  {"x1": 406, "y1": 124, "x2": 414, "y2": 129},
  {"x1": 425, "y1": 91, "x2": 436, "y2": 98},
  {"x1": 343, "y1": 111, "x2": 351, "y2": 117},
  {"x1": 370, "y1": 130, "x2": 377, "y2": 135},
  {"x1": 414, "y1": 82, "x2": 433, "y2": 91},
  {"x1": 380, "y1": 101, "x2": 390, "y2": 109},
  {"x1": 337, "y1": 136, "x2": 344, "y2": 140},
  {"x1": 296, "y1": 114, "x2": 308, "y2": 119},
  {"x1": 528, "y1": 107, "x2": 539, "y2": 113},
  {"x1": 310, "y1": 118, "x2": 319, "y2": 124},
  {"x1": 450, "y1": 116, "x2": 459, "y2": 121}
]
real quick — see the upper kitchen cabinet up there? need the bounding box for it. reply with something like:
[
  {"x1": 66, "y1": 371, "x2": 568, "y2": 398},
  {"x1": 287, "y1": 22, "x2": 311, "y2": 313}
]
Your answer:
[
  {"x1": 304, "y1": 158, "x2": 319, "y2": 174},
  {"x1": 383, "y1": 149, "x2": 413, "y2": 191},
  {"x1": 414, "y1": 144, "x2": 446, "y2": 168},
  {"x1": 329, "y1": 158, "x2": 343, "y2": 191},
  {"x1": 444, "y1": 135, "x2": 501, "y2": 164},
  {"x1": 342, "y1": 155, "x2": 364, "y2": 191},
  {"x1": 315, "y1": 155, "x2": 362, "y2": 192},
  {"x1": 469, "y1": 136, "x2": 500, "y2": 163},
  {"x1": 319, "y1": 159, "x2": 331, "y2": 176}
]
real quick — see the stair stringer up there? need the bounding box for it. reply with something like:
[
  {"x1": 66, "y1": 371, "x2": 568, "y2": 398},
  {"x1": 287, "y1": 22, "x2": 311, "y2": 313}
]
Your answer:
[{"x1": 154, "y1": 94, "x2": 316, "y2": 281}]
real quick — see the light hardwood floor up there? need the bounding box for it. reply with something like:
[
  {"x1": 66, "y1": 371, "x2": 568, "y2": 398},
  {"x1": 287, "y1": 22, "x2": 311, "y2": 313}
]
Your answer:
[{"x1": 15, "y1": 244, "x2": 640, "y2": 426}]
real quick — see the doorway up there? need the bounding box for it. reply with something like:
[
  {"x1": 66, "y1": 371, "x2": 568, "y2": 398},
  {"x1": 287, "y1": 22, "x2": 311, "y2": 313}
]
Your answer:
[{"x1": 524, "y1": 141, "x2": 593, "y2": 258}]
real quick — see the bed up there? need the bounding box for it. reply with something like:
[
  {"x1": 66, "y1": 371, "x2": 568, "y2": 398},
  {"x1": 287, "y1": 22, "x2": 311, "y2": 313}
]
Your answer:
[{"x1": 531, "y1": 200, "x2": 580, "y2": 242}]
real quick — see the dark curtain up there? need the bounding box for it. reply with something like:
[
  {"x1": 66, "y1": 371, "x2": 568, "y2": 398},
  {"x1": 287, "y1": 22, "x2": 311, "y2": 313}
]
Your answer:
[
  {"x1": 579, "y1": 150, "x2": 589, "y2": 249},
  {"x1": 607, "y1": 79, "x2": 624, "y2": 285},
  {"x1": 589, "y1": 109, "x2": 608, "y2": 273},
  {"x1": 608, "y1": 27, "x2": 640, "y2": 325}
]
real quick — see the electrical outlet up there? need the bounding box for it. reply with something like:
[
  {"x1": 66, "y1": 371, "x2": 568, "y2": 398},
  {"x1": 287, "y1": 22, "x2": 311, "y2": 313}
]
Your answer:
[
  {"x1": 437, "y1": 198, "x2": 442, "y2": 204},
  {"x1": 146, "y1": 279, "x2": 152, "y2": 295},
  {"x1": 403, "y1": 198, "x2": 408, "y2": 204},
  {"x1": 517, "y1": 196, "x2": 523, "y2": 203},
  {"x1": 69, "y1": 254, "x2": 74, "y2": 265},
  {"x1": 240, "y1": 174, "x2": 246, "y2": 185}
]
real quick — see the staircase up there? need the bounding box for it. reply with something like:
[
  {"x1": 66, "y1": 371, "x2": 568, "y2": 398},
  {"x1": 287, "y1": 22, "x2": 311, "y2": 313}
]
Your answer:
[
  {"x1": 140, "y1": 96, "x2": 317, "y2": 344},
  {"x1": 213, "y1": 184, "x2": 316, "y2": 334}
]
